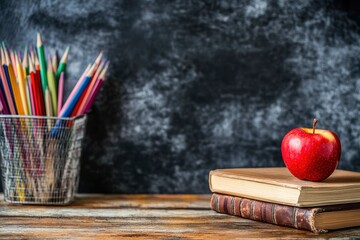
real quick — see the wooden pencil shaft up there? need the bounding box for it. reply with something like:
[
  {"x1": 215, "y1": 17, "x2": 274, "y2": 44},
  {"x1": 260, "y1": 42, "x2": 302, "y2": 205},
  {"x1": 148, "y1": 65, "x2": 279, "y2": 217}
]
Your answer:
[{"x1": 47, "y1": 57, "x2": 57, "y2": 114}]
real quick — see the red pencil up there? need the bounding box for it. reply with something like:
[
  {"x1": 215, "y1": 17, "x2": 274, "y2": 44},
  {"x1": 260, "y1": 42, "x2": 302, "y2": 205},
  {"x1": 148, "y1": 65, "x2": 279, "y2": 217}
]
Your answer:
[
  {"x1": 71, "y1": 60, "x2": 105, "y2": 117},
  {"x1": 29, "y1": 59, "x2": 40, "y2": 115},
  {"x1": 83, "y1": 63, "x2": 108, "y2": 113},
  {"x1": 34, "y1": 54, "x2": 45, "y2": 115}
]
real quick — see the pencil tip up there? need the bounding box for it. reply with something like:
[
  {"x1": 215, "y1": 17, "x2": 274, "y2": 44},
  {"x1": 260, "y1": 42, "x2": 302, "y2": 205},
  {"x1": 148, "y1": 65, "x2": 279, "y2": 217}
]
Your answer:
[
  {"x1": 61, "y1": 47, "x2": 70, "y2": 63},
  {"x1": 87, "y1": 64, "x2": 96, "y2": 77},
  {"x1": 37, "y1": 32, "x2": 42, "y2": 46},
  {"x1": 95, "y1": 51, "x2": 103, "y2": 64},
  {"x1": 100, "y1": 62, "x2": 109, "y2": 80},
  {"x1": 29, "y1": 57, "x2": 34, "y2": 72},
  {"x1": 47, "y1": 55, "x2": 53, "y2": 71}
]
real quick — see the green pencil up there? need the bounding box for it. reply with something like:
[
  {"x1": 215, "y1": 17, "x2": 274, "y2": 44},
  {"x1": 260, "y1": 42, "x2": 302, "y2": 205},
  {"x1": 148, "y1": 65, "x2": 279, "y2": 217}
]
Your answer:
[
  {"x1": 36, "y1": 33, "x2": 48, "y2": 95},
  {"x1": 55, "y1": 46, "x2": 69, "y2": 81},
  {"x1": 47, "y1": 55, "x2": 57, "y2": 114}
]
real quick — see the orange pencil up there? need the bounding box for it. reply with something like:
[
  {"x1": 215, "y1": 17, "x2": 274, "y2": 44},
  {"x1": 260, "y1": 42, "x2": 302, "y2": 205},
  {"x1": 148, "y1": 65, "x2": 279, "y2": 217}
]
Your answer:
[
  {"x1": 15, "y1": 54, "x2": 29, "y2": 115},
  {"x1": 70, "y1": 64, "x2": 97, "y2": 117}
]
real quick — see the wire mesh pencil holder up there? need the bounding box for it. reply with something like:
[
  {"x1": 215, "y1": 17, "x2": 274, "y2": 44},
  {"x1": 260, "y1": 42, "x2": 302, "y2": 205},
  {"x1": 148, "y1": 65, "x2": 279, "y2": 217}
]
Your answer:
[{"x1": 0, "y1": 115, "x2": 87, "y2": 205}]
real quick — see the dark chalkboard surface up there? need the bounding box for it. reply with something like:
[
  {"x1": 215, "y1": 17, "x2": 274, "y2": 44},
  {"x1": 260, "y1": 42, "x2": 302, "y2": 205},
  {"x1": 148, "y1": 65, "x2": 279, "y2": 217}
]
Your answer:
[{"x1": 0, "y1": 0, "x2": 360, "y2": 193}]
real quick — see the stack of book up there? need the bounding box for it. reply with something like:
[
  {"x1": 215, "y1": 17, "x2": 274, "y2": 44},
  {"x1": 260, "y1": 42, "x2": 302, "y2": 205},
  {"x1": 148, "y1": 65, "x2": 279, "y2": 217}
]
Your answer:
[{"x1": 209, "y1": 168, "x2": 360, "y2": 233}]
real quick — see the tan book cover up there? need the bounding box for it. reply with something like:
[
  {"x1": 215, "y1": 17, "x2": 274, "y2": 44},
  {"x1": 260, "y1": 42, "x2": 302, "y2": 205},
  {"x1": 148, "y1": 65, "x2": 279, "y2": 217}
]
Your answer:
[{"x1": 209, "y1": 167, "x2": 360, "y2": 207}]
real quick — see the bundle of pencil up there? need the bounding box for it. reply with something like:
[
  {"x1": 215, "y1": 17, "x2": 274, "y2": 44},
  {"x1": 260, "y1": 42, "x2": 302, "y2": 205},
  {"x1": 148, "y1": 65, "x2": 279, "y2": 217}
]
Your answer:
[
  {"x1": 0, "y1": 33, "x2": 109, "y2": 204},
  {"x1": 0, "y1": 33, "x2": 109, "y2": 117}
]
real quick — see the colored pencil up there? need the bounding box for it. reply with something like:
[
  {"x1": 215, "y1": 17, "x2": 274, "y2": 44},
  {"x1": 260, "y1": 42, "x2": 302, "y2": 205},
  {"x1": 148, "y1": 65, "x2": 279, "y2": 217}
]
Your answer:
[
  {"x1": 0, "y1": 55, "x2": 16, "y2": 114},
  {"x1": 71, "y1": 61, "x2": 105, "y2": 116},
  {"x1": 36, "y1": 33, "x2": 48, "y2": 95},
  {"x1": 55, "y1": 47, "x2": 69, "y2": 80},
  {"x1": 1, "y1": 47, "x2": 17, "y2": 114},
  {"x1": 9, "y1": 49, "x2": 17, "y2": 79},
  {"x1": 0, "y1": 84, "x2": 9, "y2": 114},
  {"x1": 30, "y1": 46, "x2": 35, "y2": 65},
  {"x1": 47, "y1": 55, "x2": 57, "y2": 114},
  {"x1": 15, "y1": 54, "x2": 29, "y2": 115},
  {"x1": 3, "y1": 47, "x2": 24, "y2": 115},
  {"x1": 28, "y1": 79, "x2": 36, "y2": 115},
  {"x1": 83, "y1": 63, "x2": 108, "y2": 113},
  {"x1": 57, "y1": 72, "x2": 64, "y2": 115},
  {"x1": 72, "y1": 53, "x2": 103, "y2": 110},
  {"x1": 45, "y1": 87, "x2": 53, "y2": 116},
  {"x1": 58, "y1": 64, "x2": 95, "y2": 118},
  {"x1": 57, "y1": 63, "x2": 90, "y2": 117},
  {"x1": 29, "y1": 60, "x2": 40, "y2": 116},
  {"x1": 52, "y1": 51, "x2": 58, "y2": 74},
  {"x1": 45, "y1": 87, "x2": 53, "y2": 131},
  {"x1": 94, "y1": 51, "x2": 103, "y2": 69},
  {"x1": 0, "y1": 98, "x2": 3, "y2": 113},
  {"x1": 26, "y1": 78, "x2": 33, "y2": 115},
  {"x1": 22, "y1": 47, "x2": 29, "y2": 76},
  {"x1": 33, "y1": 52, "x2": 46, "y2": 115}
]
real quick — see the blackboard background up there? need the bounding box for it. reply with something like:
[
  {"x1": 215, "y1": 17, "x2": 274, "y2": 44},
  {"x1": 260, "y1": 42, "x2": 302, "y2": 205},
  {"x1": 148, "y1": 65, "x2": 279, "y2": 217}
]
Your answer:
[{"x1": 0, "y1": 0, "x2": 360, "y2": 193}]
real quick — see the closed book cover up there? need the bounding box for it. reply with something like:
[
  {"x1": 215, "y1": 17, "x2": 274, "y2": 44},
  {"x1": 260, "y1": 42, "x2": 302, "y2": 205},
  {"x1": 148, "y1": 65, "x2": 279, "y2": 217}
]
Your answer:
[
  {"x1": 209, "y1": 168, "x2": 360, "y2": 207},
  {"x1": 211, "y1": 193, "x2": 360, "y2": 233}
]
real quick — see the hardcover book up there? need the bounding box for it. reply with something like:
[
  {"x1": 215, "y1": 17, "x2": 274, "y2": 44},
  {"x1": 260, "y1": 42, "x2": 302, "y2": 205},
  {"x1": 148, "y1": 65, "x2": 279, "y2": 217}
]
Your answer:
[
  {"x1": 209, "y1": 168, "x2": 360, "y2": 207},
  {"x1": 211, "y1": 193, "x2": 360, "y2": 233}
]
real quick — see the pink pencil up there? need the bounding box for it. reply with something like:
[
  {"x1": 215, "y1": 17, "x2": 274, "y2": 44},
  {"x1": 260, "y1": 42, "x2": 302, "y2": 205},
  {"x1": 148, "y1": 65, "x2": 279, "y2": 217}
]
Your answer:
[
  {"x1": 0, "y1": 98, "x2": 3, "y2": 113},
  {"x1": 74, "y1": 61, "x2": 105, "y2": 116},
  {"x1": 57, "y1": 72, "x2": 64, "y2": 115},
  {"x1": 83, "y1": 78, "x2": 103, "y2": 113},
  {"x1": 0, "y1": 88, "x2": 9, "y2": 114},
  {"x1": 59, "y1": 64, "x2": 91, "y2": 117},
  {"x1": 28, "y1": 79, "x2": 36, "y2": 115},
  {"x1": 83, "y1": 63, "x2": 108, "y2": 113},
  {"x1": 9, "y1": 50, "x2": 17, "y2": 79}
]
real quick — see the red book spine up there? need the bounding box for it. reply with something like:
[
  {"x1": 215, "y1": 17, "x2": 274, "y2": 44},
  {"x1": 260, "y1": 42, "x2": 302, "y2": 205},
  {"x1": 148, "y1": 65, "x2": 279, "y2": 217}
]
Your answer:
[{"x1": 210, "y1": 193, "x2": 321, "y2": 233}]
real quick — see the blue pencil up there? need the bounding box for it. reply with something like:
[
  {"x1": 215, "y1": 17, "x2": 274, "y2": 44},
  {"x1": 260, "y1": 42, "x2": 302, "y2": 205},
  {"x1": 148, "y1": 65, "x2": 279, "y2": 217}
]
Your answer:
[
  {"x1": 51, "y1": 65, "x2": 95, "y2": 136},
  {"x1": 59, "y1": 65, "x2": 95, "y2": 118},
  {"x1": 2, "y1": 65, "x2": 17, "y2": 114}
]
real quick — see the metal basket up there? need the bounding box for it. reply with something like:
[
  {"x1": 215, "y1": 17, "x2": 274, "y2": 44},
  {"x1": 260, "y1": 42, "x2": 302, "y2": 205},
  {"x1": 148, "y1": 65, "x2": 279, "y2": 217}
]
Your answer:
[{"x1": 0, "y1": 115, "x2": 87, "y2": 205}]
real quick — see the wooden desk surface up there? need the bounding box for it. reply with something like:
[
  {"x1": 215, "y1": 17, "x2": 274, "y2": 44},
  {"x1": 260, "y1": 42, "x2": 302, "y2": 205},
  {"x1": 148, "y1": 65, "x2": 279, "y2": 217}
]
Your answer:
[{"x1": 0, "y1": 194, "x2": 359, "y2": 239}]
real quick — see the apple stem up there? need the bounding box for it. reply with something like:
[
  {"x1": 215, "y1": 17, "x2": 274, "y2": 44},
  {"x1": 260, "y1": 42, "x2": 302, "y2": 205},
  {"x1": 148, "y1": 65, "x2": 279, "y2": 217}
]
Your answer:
[{"x1": 313, "y1": 118, "x2": 318, "y2": 134}]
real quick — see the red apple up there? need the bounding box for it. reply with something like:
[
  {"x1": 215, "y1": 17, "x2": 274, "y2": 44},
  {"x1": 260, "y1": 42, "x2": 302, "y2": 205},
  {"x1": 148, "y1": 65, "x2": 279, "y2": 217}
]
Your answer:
[{"x1": 281, "y1": 118, "x2": 341, "y2": 182}]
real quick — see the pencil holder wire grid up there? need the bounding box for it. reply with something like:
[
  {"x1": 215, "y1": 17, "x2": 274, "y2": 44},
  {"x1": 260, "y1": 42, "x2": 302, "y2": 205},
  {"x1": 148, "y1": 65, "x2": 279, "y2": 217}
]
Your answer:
[{"x1": 0, "y1": 115, "x2": 87, "y2": 205}]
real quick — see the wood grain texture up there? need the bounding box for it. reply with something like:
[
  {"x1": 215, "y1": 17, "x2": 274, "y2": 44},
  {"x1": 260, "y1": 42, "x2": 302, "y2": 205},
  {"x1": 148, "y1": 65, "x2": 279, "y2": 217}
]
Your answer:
[{"x1": 0, "y1": 194, "x2": 359, "y2": 239}]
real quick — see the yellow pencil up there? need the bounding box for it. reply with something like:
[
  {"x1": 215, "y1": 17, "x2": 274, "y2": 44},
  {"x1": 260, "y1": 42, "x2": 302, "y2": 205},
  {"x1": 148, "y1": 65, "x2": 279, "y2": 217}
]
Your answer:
[
  {"x1": 15, "y1": 54, "x2": 29, "y2": 115},
  {"x1": 47, "y1": 56, "x2": 57, "y2": 114},
  {"x1": 45, "y1": 88, "x2": 53, "y2": 124}
]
